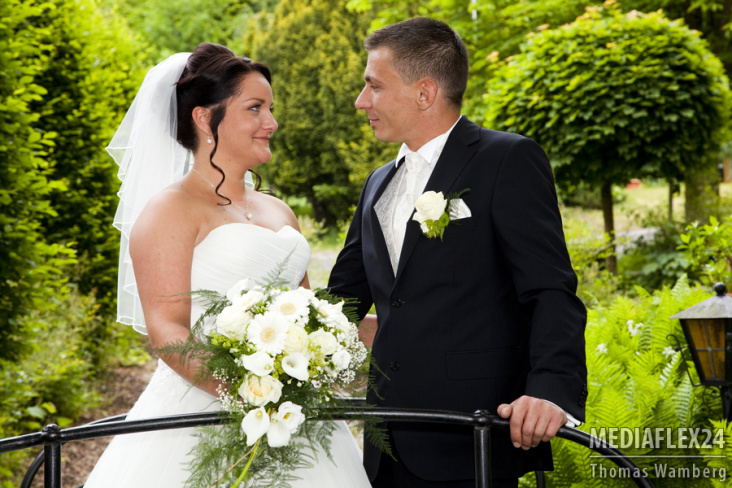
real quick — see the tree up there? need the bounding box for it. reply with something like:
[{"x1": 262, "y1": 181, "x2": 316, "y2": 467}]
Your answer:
[
  {"x1": 484, "y1": 6, "x2": 732, "y2": 273},
  {"x1": 109, "y1": 0, "x2": 267, "y2": 63},
  {"x1": 248, "y1": 0, "x2": 396, "y2": 225},
  {"x1": 30, "y1": 0, "x2": 146, "y2": 316}
]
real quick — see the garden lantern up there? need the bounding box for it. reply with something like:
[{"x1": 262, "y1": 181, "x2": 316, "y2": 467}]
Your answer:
[{"x1": 670, "y1": 282, "x2": 732, "y2": 422}]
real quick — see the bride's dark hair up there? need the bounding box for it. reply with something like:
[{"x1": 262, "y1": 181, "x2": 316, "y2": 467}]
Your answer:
[{"x1": 176, "y1": 42, "x2": 270, "y2": 198}]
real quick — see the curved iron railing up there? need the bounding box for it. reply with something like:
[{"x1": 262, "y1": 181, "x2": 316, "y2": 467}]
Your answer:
[{"x1": 1, "y1": 401, "x2": 653, "y2": 488}]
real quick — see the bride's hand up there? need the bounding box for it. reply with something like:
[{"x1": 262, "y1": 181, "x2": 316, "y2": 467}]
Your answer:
[{"x1": 359, "y1": 314, "x2": 378, "y2": 348}]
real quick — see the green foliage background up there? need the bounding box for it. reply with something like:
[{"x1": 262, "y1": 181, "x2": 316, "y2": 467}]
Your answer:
[
  {"x1": 0, "y1": 0, "x2": 148, "y2": 483},
  {"x1": 247, "y1": 0, "x2": 396, "y2": 225},
  {"x1": 0, "y1": 0, "x2": 74, "y2": 363},
  {"x1": 32, "y1": 0, "x2": 145, "y2": 317},
  {"x1": 484, "y1": 6, "x2": 731, "y2": 237},
  {"x1": 3, "y1": 0, "x2": 732, "y2": 485}
]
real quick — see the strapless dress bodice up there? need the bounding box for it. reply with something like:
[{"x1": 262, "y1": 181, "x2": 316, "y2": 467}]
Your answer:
[{"x1": 190, "y1": 223, "x2": 310, "y2": 328}]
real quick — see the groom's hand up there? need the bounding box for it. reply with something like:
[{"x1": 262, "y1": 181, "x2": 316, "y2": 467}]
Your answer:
[{"x1": 497, "y1": 396, "x2": 567, "y2": 450}]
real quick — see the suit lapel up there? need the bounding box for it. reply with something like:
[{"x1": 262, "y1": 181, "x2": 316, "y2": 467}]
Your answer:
[{"x1": 394, "y1": 118, "x2": 481, "y2": 282}]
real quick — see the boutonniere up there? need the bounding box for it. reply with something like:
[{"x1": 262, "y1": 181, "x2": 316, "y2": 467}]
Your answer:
[{"x1": 411, "y1": 189, "x2": 470, "y2": 240}]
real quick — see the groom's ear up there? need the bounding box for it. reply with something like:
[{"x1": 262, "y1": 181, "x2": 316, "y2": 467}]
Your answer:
[
  {"x1": 192, "y1": 106, "x2": 213, "y2": 138},
  {"x1": 416, "y1": 78, "x2": 439, "y2": 111}
]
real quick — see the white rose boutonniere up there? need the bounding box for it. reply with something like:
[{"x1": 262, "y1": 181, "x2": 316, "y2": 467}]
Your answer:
[{"x1": 412, "y1": 189, "x2": 470, "y2": 240}]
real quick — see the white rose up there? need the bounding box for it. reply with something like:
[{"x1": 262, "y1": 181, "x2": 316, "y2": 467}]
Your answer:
[
  {"x1": 332, "y1": 349, "x2": 352, "y2": 371},
  {"x1": 413, "y1": 191, "x2": 447, "y2": 221},
  {"x1": 239, "y1": 351, "x2": 275, "y2": 376},
  {"x1": 282, "y1": 352, "x2": 310, "y2": 381},
  {"x1": 284, "y1": 324, "x2": 309, "y2": 354},
  {"x1": 238, "y1": 375, "x2": 283, "y2": 407},
  {"x1": 241, "y1": 407, "x2": 270, "y2": 446},
  {"x1": 309, "y1": 329, "x2": 338, "y2": 356},
  {"x1": 216, "y1": 306, "x2": 252, "y2": 341}
]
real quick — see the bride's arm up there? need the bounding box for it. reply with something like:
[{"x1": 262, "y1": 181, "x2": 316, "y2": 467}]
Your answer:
[
  {"x1": 359, "y1": 314, "x2": 378, "y2": 348},
  {"x1": 129, "y1": 192, "x2": 223, "y2": 398}
]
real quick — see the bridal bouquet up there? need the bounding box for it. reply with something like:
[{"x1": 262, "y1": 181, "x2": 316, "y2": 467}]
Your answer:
[{"x1": 168, "y1": 272, "x2": 371, "y2": 488}]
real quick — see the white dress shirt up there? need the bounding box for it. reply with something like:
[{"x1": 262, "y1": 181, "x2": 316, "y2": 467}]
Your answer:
[{"x1": 375, "y1": 117, "x2": 461, "y2": 273}]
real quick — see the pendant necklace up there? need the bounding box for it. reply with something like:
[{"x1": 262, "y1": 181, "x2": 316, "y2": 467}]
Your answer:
[{"x1": 191, "y1": 168, "x2": 252, "y2": 220}]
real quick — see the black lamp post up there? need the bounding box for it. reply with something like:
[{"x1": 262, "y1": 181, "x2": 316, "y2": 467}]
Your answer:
[{"x1": 670, "y1": 282, "x2": 732, "y2": 422}]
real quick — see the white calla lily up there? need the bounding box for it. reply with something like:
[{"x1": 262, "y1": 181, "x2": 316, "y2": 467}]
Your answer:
[
  {"x1": 239, "y1": 351, "x2": 275, "y2": 376},
  {"x1": 282, "y1": 352, "x2": 310, "y2": 381},
  {"x1": 266, "y1": 420, "x2": 291, "y2": 447},
  {"x1": 226, "y1": 278, "x2": 254, "y2": 302},
  {"x1": 241, "y1": 407, "x2": 270, "y2": 446}
]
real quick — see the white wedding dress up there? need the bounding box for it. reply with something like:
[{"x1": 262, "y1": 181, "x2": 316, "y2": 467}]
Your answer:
[{"x1": 84, "y1": 224, "x2": 370, "y2": 487}]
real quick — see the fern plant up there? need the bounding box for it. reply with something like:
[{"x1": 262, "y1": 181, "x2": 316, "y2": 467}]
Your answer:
[{"x1": 520, "y1": 277, "x2": 732, "y2": 487}]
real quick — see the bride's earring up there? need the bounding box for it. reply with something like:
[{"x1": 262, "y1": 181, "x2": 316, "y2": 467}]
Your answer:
[{"x1": 207, "y1": 136, "x2": 213, "y2": 145}]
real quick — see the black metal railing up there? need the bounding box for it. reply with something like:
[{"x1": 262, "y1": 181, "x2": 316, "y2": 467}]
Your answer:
[{"x1": 1, "y1": 401, "x2": 653, "y2": 488}]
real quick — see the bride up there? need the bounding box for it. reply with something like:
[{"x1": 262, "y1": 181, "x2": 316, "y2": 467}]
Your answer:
[{"x1": 83, "y1": 43, "x2": 372, "y2": 487}]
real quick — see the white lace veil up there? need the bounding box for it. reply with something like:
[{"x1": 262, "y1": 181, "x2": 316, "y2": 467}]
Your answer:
[{"x1": 107, "y1": 52, "x2": 192, "y2": 334}]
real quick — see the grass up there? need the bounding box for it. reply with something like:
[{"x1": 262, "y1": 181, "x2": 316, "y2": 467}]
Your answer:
[{"x1": 560, "y1": 182, "x2": 732, "y2": 237}]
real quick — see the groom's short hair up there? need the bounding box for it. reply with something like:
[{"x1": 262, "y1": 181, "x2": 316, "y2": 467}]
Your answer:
[{"x1": 365, "y1": 17, "x2": 469, "y2": 109}]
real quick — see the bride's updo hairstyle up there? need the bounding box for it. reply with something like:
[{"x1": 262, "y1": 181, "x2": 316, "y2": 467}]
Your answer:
[{"x1": 176, "y1": 42, "x2": 271, "y2": 196}]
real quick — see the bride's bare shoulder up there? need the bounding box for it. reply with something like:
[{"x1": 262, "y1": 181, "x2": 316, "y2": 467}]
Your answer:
[
  {"x1": 130, "y1": 185, "x2": 203, "y2": 245},
  {"x1": 256, "y1": 192, "x2": 301, "y2": 230}
]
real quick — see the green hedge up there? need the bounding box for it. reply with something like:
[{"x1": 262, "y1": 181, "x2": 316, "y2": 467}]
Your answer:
[
  {"x1": 0, "y1": 0, "x2": 75, "y2": 363},
  {"x1": 32, "y1": 0, "x2": 146, "y2": 317}
]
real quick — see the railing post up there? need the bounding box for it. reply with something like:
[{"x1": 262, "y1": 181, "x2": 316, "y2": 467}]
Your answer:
[
  {"x1": 473, "y1": 410, "x2": 492, "y2": 488},
  {"x1": 41, "y1": 424, "x2": 61, "y2": 488}
]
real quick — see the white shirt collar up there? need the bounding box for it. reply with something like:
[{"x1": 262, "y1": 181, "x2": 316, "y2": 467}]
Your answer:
[{"x1": 395, "y1": 115, "x2": 462, "y2": 168}]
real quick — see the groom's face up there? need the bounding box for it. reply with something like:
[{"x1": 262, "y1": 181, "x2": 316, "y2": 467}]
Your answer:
[{"x1": 356, "y1": 47, "x2": 420, "y2": 146}]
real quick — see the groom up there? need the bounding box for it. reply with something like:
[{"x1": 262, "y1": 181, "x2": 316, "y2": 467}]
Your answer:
[{"x1": 328, "y1": 17, "x2": 587, "y2": 488}]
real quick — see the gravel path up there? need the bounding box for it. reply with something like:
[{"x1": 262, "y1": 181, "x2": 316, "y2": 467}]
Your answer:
[{"x1": 22, "y1": 361, "x2": 157, "y2": 488}]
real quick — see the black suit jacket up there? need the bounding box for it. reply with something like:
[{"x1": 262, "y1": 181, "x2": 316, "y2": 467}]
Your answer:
[{"x1": 328, "y1": 116, "x2": 587, "y2": 481}]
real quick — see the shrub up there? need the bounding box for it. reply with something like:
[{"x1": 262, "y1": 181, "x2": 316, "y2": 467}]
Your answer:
[
  {"x1": 563, "y1": 216, "x2": 618, "y2": 307},
  {"x1": 679, "y1": 216, "x2": 732, "y2": 288},
  {"x1": 619, "y1": 213, "x2": 695, "y2": 292}
]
